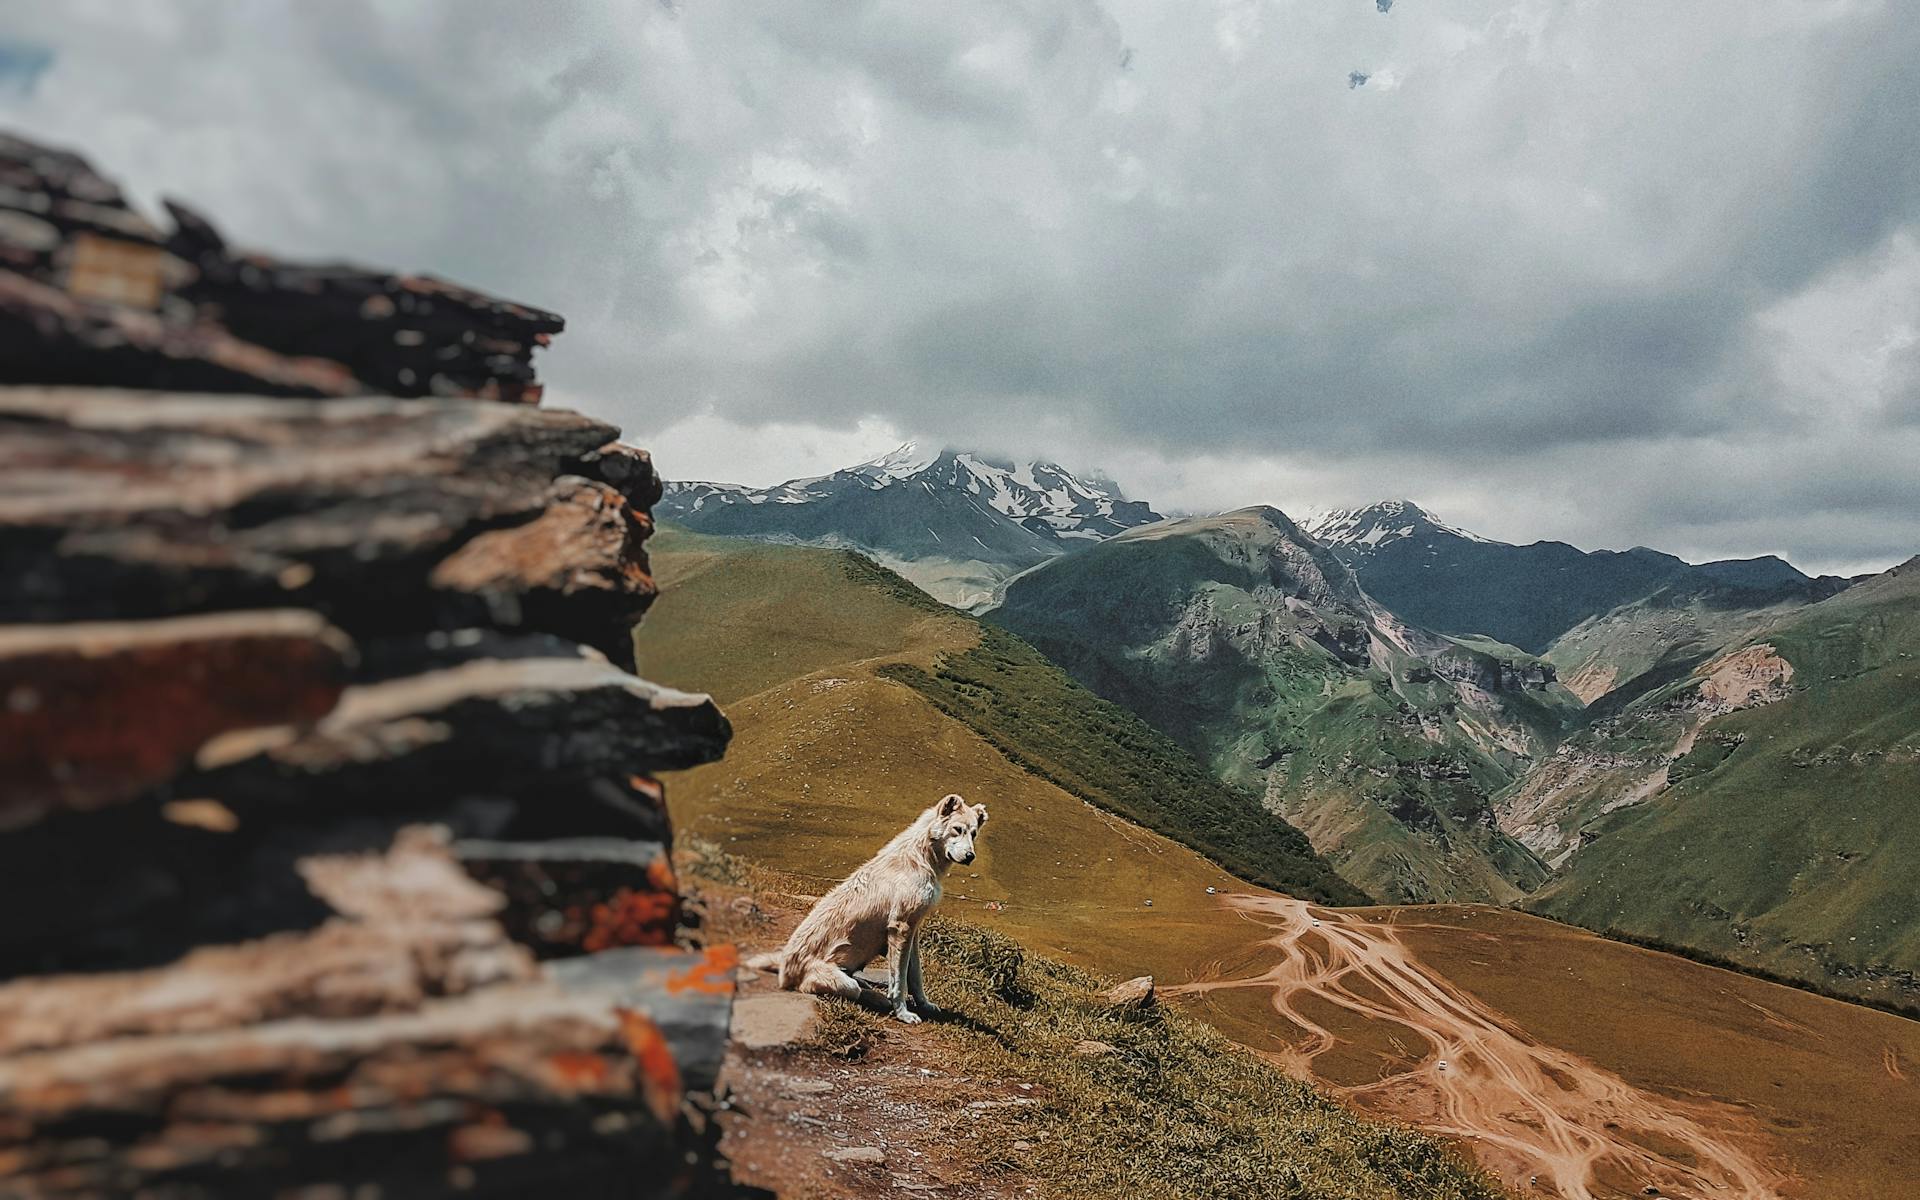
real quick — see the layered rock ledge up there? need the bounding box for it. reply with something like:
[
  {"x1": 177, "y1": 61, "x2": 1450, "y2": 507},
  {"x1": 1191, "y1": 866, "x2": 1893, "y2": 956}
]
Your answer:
[{"x1": 0, "y1": 131, "x2": 742, "y2": 1198}]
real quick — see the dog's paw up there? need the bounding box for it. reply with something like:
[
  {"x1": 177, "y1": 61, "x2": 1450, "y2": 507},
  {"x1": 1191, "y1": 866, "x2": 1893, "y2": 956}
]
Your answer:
[
  {"x1": 892, "y1": 1006, "x2": 923, "y2": 1025},
  {"x1": 913, "y1": 1000, "x2": 945, "y2": 1019}
]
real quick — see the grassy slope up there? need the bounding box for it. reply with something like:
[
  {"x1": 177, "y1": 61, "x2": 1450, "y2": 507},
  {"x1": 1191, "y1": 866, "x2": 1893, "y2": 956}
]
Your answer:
[
  {"x1": 989, "y1": 509, "x2": 1564, "y2": 905},
  {"x1": 843, "y1": 919, "x2": 1505, "y2": 1200},
  {"x1": 881, "y1": 626, "x2": 1367, "y2": 905},
  {"x1": 1531, "y1": 559, "x2": 1920, "y2": 1008},
  {"x1": 631, "y1": 531, "x2": 955, "y2": 704},
  {"x1": 688, "y1": 846, "x2": 1504, "y2": 1200},
  {"x1": 633, "y1": 528, "x2": 1361, "y2": 977}
]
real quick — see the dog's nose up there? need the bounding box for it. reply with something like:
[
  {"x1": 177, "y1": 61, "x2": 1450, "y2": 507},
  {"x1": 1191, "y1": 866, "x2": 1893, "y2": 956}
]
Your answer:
[{"x1": 958, "y1": 851, "x2": 975, "y2": 864}]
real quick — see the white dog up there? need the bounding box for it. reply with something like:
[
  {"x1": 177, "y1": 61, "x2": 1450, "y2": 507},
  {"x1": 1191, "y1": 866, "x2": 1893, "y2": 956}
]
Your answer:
[{"x1": 749, "y1": 793, "x2": 988, "y2": 1023}]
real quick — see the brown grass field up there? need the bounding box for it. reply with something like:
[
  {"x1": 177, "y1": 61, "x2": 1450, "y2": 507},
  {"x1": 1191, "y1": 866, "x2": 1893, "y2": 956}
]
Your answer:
[
  {"x1": 1382, "y1": 907, "x2": 1920, "y2": 1197},
  {"x1": 1176, "y1": 900, "x2": 1920, "y2": 1199},
  {"x1": 639, "y1": 529, "x2": 1920, "y2": 1199}
]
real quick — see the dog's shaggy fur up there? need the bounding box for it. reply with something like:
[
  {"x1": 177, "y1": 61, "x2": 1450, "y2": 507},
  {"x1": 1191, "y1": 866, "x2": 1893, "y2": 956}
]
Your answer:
[{"x1": 748, "y1": 793, "x2": 988, "y2": 1023}]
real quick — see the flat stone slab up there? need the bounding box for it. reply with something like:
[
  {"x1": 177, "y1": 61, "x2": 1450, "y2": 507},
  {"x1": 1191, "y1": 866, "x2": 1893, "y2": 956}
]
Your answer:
[{"x1": 733, "y1": 991, "x2": 821, "y2": 1050}]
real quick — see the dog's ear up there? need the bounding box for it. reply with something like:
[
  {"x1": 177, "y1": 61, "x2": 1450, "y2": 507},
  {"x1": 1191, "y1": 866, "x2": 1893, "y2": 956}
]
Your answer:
[
  {"x1": 937, "y1": 793, "x2": 964, "y2": 818},
  {"x1": 974, "y1": 804, "x2": 989, "y2": 825}
]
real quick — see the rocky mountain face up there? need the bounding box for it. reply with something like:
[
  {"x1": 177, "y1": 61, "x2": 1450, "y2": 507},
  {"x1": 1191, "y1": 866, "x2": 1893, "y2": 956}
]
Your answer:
[
  {"x1": 0, "y1": 133, "x2": 748, "y2": 1198},
  {"x1": 1539, "y1": 579, "x2": 1834, "y2": 708},
  {"x1": 989, "y1": 507, "x2": 1578, "y2": 904},
  {"x1": 659, "y1": 444, "x2": 1160, "y2": 609},
  {"x1": 1303, "y1": 500, "x2": 1849, "y2": 661}
]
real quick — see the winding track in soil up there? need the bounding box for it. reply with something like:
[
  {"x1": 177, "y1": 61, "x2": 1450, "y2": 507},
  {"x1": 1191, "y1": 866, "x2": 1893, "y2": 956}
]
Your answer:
[{"x1": 1168, "y1": 895, "x2": 1792, "y2": 1200}]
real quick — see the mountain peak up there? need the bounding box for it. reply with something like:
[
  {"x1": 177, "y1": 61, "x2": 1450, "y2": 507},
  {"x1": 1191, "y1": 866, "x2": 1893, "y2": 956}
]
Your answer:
[
  {"x1": 1302, "y1": 500, "x2": 1490, "y2": 554},
  {"x1": 857, "y1": 441, "x2": 941, "y2": 481},
  {"x1": 1231, "y1": 504, "x2": 1306, "y2": 532},
  {"x1": 822, "y1": 444, "x2": 1161, "y2": 541}
]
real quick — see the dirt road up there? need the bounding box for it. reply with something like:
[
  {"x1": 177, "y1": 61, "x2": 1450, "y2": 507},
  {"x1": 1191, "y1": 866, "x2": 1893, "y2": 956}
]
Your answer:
[{"x1": 1169, "y1": 895, "x2": 1793, "y2": 1200}]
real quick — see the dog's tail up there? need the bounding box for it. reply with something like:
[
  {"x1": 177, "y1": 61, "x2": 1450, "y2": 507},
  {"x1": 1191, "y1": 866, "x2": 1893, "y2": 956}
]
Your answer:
[
  {"x1": 753, "y1": 950, "x2": 807, "y2": 992},
  {"x1": 744, "y1": 950, "x2": 783, "y2": 975}
]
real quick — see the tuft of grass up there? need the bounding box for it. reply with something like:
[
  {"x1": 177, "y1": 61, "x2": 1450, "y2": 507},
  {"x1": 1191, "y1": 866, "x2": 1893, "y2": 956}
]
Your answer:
[
  {"x1": 921, "y1": 920, "x2": 1034, "y2": 1009},
  {"x1": 836, "y1": 918, "x2": 1508, "y2": 1200},
  {"x1": 805, "y1": 1000, "x2": 881, "y2": 1062},
  {"x1": 676, "y1": 833, "x2": 762, "y2": 889}
]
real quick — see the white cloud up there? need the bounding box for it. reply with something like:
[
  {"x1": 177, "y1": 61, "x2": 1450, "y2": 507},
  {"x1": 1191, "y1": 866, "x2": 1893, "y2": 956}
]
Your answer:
[
  {"x1": 628, "y1": 408, "x2": 906, "y2": 489},
  {"x1": 4, "y1": 0, "x2": 1916, "y2": 572}
]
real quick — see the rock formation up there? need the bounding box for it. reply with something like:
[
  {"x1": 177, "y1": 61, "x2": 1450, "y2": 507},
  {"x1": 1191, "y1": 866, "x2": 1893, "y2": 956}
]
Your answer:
[
  {"x1": 0, "y1": 132, "x2": 561, "y2": 402},
  {"x1": 0, "y1": 131, "x2": 744, "y2": 1197}
]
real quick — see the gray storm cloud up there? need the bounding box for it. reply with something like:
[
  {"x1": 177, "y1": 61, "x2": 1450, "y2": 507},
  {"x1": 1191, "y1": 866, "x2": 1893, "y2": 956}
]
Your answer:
[{"x1": 3, "y1": 0, "x2": 1916, "y2": 574}]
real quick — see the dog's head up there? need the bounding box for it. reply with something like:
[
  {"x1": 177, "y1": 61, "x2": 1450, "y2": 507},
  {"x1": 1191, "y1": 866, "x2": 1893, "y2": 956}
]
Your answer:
[{"x1": 930, "y1": 793, "x2": 988, "y2": 866}]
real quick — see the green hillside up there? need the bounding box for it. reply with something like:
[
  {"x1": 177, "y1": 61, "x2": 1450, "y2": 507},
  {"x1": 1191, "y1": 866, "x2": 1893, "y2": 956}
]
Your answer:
[
  {"x1": 1530, "y1": 558, "x2": 1920, "y2": 1009},
  {"x1": 631, "y1": 529, "x2": 954, "y2": 704},
  {"x1": 822, "y1": 919, "x2": 1505, "y2": 1200},
  {"x1": 634, "y1": 527, "x2": 1364, "y2": 914},
  {"x1": 990, "y1": 508, "x2": 1579, "y2": 904},
  {"x1": 883, "y1": 626, "x2": 1367, "y2": 905}
]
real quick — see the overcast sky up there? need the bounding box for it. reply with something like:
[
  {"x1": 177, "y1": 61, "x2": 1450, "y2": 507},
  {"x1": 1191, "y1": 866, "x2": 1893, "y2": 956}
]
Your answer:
[{"x1": 6, "y1": 1, "x2": 1917, "y2": 574}]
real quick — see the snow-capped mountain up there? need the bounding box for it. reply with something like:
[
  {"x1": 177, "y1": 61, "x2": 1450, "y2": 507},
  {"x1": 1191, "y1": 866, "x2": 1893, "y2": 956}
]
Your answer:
[
  {"x1": 1300, "y1": 500, "x2": 1489, "y2": 563},
  {"x1": 901, "y1": 447, "x2": 1159, "y2": 540},
  {"x1": 663, "y1": 444, "x2": 1156, "y2": 539},
  {"x1": 657, "y1": 444, "x2": 1161, "y2": 608}
]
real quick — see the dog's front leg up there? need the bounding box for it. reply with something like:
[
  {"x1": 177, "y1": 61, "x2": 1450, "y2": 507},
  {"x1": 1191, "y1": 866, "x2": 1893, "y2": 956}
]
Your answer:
[
  {"x1": 906, "y1": 926, "x2": 943, "y2": 1017},
  {"x1": 885, "y1": 918, "x2": 921, "y2": 1024}
]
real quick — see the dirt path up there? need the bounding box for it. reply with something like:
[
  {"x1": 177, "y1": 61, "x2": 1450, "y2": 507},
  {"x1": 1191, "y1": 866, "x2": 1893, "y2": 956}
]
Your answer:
[
  {"x1": 697, "y1": 880, "x2": 1040, "y2": 1200},
  {"x1": 718, "y1": 1019, "x2": 1037, "y2": 1200},
  {"x1": 1168, "y1": 895, "x2": 1793, "y2": 1200}
]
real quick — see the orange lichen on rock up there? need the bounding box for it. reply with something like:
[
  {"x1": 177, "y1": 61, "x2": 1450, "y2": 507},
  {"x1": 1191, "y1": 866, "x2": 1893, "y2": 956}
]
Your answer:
[
  {"x1": 615, "y1": 1008, "x2": 683, "y2": 1126},
  {"x1": 582, "y1": 887, "x2": 680, "y2": 953},
  {"x1": 666, "y1": 945, "x2": 740, "y2": 997},
  {"x1": 544, "y1": 1050, "x2": 614, "y2": 1091}
]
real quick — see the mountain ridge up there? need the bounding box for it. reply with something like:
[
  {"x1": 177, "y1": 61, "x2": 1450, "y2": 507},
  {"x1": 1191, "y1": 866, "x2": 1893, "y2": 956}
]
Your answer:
[{"x1": 1303, "y1": 499, "x2": 1850, "y2": 655}]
